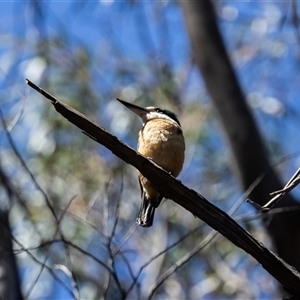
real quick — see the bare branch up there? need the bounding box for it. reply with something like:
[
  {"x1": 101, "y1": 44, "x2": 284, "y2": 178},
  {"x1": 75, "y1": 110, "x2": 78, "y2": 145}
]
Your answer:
[
  {"x1": 26, "y1": 79, "x2": 300, "y2": 297},
  {"x1": 126, "y1": 225, "x2": 202, "y2": 296},
  {"x1": 0, "y1": 110, "x2": 58, "y2": 222},
  {"x1": 262, "y1": 167, "x2": 300, "y2": 211},
  {"x1": 12, "y1": 237, "x2": 76, "y2": 299},
  {"x1": 148, "y1": 229, "x2": 218, "y2": 299}
]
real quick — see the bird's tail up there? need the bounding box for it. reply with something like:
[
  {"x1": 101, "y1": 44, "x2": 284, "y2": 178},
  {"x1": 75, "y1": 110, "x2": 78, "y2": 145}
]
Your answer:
[
  {"x1": 136, "y1": 198, "x2": 155, "y2": 228},
  {"x1": 136, "y1": 194, "x2": 163, "y2": 228}
]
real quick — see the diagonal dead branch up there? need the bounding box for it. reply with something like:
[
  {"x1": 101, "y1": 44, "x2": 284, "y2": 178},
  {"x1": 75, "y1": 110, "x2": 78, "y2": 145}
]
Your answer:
[
  {"x1": 261, "y1": 167, "x2": 300, "y2": 211},
  {"x1": 26, "y1": 79, "x2": 300, "y2": 297}
]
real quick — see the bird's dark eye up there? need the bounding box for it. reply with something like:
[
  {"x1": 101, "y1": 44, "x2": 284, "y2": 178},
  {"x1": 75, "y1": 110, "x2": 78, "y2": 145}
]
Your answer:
[{"x1": 155, "y1": 108, "x2": 162, "y2": 113}]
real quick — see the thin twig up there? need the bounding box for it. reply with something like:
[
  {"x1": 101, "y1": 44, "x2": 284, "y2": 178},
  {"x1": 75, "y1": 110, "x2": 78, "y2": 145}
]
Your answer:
[
  {"x1": 24, "y1": 196, "x2": 79, "y2": 299},
  {"x1": 11, "y1": 235, "x2": 76, "y2": 298},
  {"x1": 125, "y1": 225, "x2": 203, "y2": 296},
  {"x1": 17, "y1": 239, "x2": 113, "y2": 274},
  {"x1": 235, "y1": 205, "x2": 300, "y2": 223},
  {"x1": 148, "y1": 229, "x2": 218, "y2": 299},
  {"x1": 0, "y1": 110, "x2": 58, "y2": 221},
  {"x1": 262, "y1": 167, "x2": 300, "y2": 211}
]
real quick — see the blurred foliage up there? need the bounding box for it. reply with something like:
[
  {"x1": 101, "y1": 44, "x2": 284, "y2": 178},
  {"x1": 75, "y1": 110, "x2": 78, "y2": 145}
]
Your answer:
[{"x1": 1, "y1": 0, "x2": 300, "y2": 299}]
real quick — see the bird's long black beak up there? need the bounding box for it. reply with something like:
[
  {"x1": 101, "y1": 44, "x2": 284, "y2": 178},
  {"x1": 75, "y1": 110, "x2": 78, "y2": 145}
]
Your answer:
[{"x1": 116, "y1": 98, "x2": 149, "y2": 117}]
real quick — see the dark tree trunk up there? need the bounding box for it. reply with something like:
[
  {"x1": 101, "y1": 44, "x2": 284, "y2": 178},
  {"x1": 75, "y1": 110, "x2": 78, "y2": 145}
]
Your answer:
[
  {"x1": 180, "y1": 0, "x2": 300, "y2": 272},
  {"x1": 0, "y1": 210, "x2": 23, "y2": 300}
]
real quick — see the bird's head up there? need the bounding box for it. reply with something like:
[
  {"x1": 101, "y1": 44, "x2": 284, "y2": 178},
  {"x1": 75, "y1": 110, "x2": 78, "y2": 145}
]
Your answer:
[{"x1": 117, "y1": 98, "x2": 181, "y2": 126}]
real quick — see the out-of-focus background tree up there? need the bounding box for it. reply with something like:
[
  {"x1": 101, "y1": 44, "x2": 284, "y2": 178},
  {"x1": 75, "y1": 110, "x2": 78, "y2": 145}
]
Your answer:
[{"x1": 1, "y1": 1, "x2": 300, "y2": 299}]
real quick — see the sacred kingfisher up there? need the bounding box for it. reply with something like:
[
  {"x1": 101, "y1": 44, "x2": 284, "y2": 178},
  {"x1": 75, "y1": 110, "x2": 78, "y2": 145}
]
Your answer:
[{"x1": 117, "y1": 98, "x2": 185, "y2": 227}]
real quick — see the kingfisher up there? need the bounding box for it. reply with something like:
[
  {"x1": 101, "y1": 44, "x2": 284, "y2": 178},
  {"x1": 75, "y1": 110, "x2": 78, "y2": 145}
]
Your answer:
[{"x1": 117, "y1": 98, "x2": 185, "y2": 227}]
